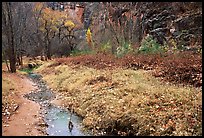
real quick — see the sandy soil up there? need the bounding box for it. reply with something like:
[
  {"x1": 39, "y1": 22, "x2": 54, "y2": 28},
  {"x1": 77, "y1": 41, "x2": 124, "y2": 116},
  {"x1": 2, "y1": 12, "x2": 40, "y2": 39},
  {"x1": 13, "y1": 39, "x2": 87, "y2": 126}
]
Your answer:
[{"x1": 2, "y1": 71, "x2": 44, "y2": 136}]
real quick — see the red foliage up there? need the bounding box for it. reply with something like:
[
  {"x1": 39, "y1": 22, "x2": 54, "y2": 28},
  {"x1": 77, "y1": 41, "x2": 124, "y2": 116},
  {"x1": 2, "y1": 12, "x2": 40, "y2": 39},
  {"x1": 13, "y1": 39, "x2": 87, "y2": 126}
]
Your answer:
[{"x1": 54, "y1": 52, "x2": 202, "y2": 87}]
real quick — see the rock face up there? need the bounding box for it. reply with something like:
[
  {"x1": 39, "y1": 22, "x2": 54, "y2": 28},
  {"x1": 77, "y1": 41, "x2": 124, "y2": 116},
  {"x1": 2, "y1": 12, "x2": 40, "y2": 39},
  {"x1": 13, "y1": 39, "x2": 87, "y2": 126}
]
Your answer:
[
  {"x1": 137, "y1": 2, "x2": 202, "y2": 50},
  {"x1": 98, "y1": 2, "x2": 202, "y2": 50}
]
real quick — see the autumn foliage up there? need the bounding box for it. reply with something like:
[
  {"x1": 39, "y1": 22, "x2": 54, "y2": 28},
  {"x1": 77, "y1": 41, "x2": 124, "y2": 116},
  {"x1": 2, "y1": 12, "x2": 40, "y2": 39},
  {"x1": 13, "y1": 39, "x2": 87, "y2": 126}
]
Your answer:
[
  {"x1": 55, "y1": 52, "x2": 202, "y2": 87},
  {"x1": 86, "y1": 28, "x2": 93, "y2": 49},
  {"x1": 36, "y1": 53, "x2": 202, "y2": 136},
  {"x1": 32, "y1": 2, "x2": 76, "y2": 59}
]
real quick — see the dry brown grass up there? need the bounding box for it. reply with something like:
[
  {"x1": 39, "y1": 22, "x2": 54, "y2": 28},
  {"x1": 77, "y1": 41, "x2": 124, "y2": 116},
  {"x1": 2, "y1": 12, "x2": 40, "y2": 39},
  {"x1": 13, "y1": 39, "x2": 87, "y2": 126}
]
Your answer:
[
  {"x1": 35, "y1": 62, "x2": 202, "y2": 136},
  {"x1": 55, "y1": 52, "x2": 202, "y2": 87}
]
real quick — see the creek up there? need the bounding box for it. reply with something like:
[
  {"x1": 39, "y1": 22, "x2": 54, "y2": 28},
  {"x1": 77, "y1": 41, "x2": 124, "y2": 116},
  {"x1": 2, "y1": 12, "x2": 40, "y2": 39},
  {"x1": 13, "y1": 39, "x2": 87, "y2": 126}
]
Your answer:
[{"x1": 24, "y1": 72, "x2": 92, "y2": 136}]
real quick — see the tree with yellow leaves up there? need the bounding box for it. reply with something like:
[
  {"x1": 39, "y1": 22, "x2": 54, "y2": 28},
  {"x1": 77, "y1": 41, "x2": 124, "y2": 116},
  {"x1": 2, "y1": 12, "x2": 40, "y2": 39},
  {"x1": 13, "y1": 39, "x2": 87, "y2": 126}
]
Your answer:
[
  {"x1": 58, "y1": 18, "x2": 76, "y2": 53},
  {"x1": 33, "y1": 2, "x2": 76, "y2": 59}
]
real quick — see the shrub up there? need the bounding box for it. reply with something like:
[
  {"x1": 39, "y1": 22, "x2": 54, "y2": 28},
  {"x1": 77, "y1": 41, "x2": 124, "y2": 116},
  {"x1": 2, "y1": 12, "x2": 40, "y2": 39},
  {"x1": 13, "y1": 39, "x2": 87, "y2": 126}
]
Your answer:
[
  {"x1": 116, "y1": 41, "x2": 133, "y2": 57},
  {"x1": 19, "y1": 67, "x2": 36, "y2": 74},
  {"x1": 138, "y1": 35, "x2": 165, "y2": 54},
  {"x1": 100, "y1": 41, "x2": 112, "y2": 54}
]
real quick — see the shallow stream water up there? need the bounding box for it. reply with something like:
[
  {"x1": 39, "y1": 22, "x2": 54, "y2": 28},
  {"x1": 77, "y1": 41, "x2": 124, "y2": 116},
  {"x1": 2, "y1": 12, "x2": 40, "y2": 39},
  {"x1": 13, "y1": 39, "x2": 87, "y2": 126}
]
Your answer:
[
  {"x1": 24, "y1": 72, "x2": 91, "y2": 136},
  {"x1": 45, "y1": 105, "x2": 91, "y2": 136}
]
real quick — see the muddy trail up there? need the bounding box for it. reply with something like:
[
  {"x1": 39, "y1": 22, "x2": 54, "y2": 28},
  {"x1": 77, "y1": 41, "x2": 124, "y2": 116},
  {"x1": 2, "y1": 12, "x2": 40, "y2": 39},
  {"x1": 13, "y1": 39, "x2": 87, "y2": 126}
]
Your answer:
[{"x1": 24, "y1": 72, "x2": 92, "y2": 136}]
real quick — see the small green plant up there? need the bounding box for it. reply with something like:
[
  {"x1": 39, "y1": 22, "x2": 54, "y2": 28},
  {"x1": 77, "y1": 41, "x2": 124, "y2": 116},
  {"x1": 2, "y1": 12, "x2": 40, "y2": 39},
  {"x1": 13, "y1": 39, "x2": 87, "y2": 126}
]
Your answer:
[
  {"x1": 138, "y1": 35, "x2": 165, "y2": 54},
  {"x1": 100, "y1": 41, "x2": 112, "y2": 53},
  {"x1": 116, "y1": 41, "x2": 133, "y2": 57},
  {"x1": 19, "y1": 63, "x2": 41, "y2": 74},
  {"x1": 19, "y1": 67, "x2": 37, "y2": 74}
]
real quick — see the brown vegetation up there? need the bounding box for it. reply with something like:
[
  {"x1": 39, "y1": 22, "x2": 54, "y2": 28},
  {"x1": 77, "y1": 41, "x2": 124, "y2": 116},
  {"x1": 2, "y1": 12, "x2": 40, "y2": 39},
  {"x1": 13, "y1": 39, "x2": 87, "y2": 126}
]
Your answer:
[
  {"x1": 54, "y1": 52, "x2": 202, "y2": 87},
  {"x1": 35, "y1": 52, "x2": 202, "y2": 136}
]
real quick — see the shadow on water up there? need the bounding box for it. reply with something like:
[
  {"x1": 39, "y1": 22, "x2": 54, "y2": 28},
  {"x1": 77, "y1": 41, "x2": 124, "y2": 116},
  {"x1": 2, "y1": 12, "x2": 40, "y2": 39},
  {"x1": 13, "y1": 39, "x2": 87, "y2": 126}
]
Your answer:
[{"x1": 24, "y1": 72, "x2": 92, "y2": 136}]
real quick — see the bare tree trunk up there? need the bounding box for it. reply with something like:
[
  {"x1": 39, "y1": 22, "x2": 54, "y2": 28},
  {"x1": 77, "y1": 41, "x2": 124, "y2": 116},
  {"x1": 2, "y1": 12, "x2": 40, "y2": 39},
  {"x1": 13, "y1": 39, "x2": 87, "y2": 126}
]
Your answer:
[
  {"x1": 20, "y1": 52, "x2": 23, "y2": 66},
  {"x1": 5, "y1": 59, "x2": 10, "y2": 72},
  {"x1": 45, "y1": 38, "x2": 52, "y2": 60},
  {"x1": 16, "y1": 54, "x2": 20, "y2": 66},
  {"x1": 2, "y1": 52, "x2": 11, "y2": 72},
  {"x1": 6, "y1": 2, "x2": 16, "y2": 73},
  {"x1": 2, "y1": 2, "x2": 16, "y2": 73},
  {"x1": 109, "y1": 22, "x2": 120, "y2": 46},
  {"x1": 47, "y1": 43, "x2": 52, "y2": 60},
  {"x1": 9, "y1": 48, "x2": 16, "y2": 73},
  {"x1": 44, "y1": 22, "x2": 52, "y2": 60}
]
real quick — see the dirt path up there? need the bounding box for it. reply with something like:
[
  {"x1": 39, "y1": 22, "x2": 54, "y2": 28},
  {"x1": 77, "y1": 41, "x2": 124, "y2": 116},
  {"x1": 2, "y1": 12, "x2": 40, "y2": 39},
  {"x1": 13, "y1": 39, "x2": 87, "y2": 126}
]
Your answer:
[{"x1": 2, "y1": 72, "x2": 44, "y2": 136}]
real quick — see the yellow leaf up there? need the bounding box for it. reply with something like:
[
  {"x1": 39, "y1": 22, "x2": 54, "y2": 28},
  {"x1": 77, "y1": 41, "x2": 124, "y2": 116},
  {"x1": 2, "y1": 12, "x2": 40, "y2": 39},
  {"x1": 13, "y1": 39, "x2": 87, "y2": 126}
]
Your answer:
[{"x1": 64, "y1": 20, "x2": 75, "y2": 28}]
